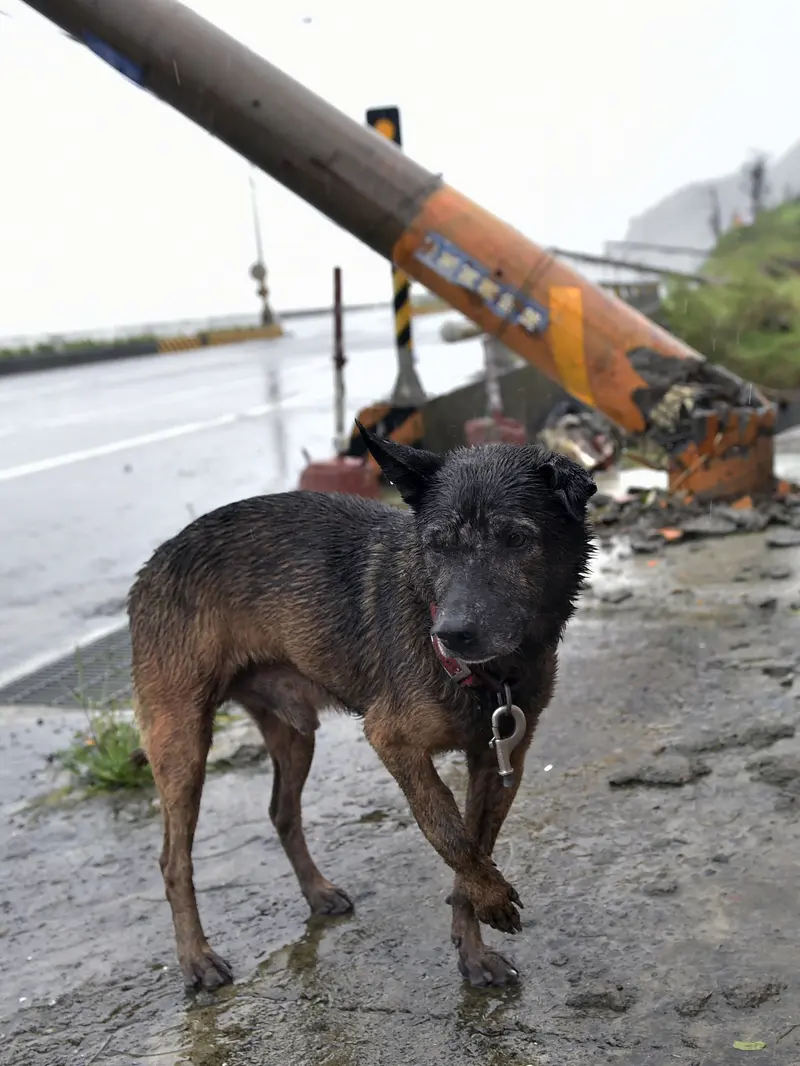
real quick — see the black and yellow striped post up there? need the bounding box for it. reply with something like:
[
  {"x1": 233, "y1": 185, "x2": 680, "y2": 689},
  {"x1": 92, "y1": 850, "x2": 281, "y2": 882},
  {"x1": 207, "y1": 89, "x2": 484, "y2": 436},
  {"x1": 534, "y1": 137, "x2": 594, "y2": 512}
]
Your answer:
[{"x1": 366, "y1": 107, "x2": 426, "y2": 407}]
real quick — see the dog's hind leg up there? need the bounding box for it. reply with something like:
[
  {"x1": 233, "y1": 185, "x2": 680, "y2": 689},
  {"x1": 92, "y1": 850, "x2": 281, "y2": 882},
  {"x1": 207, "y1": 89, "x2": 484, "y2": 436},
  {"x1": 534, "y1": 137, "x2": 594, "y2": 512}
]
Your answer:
[
  {"x1": 235, "y1": 670, "x2": 353, "y2": 917},
  {"x1": 449, "y1": 736, "x2": 532, "y2": 988},
  {"x1": 140, "y1": 689, "x2": 232, "y2": 992}
]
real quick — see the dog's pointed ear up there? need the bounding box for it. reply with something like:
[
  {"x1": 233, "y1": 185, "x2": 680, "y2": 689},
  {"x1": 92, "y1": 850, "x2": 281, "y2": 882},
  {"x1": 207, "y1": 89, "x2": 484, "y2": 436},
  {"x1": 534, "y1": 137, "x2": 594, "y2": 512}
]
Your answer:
[
  {"x1": 356, "y1": 420, "x2": 442, "y2": 508},
  {"x1": 541, "y1": 453, "x2": 597, "y2": 521}
]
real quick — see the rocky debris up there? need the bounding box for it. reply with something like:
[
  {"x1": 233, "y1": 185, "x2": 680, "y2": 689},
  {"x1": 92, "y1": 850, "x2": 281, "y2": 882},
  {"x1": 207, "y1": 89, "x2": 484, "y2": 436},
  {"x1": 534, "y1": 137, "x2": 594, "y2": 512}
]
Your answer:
[
  {"x1": 565, "y1": 987, "x2": 637, "y2": 1014},
  {"x1": 721, "y1": 980, "x2": 785, "y2": 1009},
  {"x1": 709, "y1": 647, "x2": 799, "y2": 673},
  {"x1": 674, "y1": 991, "x2": 713, "y2": 1017},
  {"x1": 674, "y1": 982, "x2": 783, "y2": 1015},
  {"x1": 589, "y1": 484, "x2": 800, "y2": 542},
  {"x1": 207, "y1": 716, "x2": 266, "y2": 770},
  {"x1": 630, "y1": 534, "x2": 663, "y2": 555},
  {"x1": 679, "y1": 514, "x2": 738, "y2": 538},
  {"x1": 210, "y1": 743, "x2": 266, "y2": 770},
  {"x1": 746, "y1": 754, "x2": 800, "y2": 793},
  {"x1": 656, "y1": 721, "x2": 796, "y2": 757},
  {"x1": 609, "y1": 752, "x2": 711, "y2": 788},
  {"x1": 767, "y1": 529, "x2": 800, "y2": 549},
  {"x1": 747, "y1": 595, "x2": 779, "y2": 610},
  {"x1": 761, "y1": 566, "x2": 792, "y2": 580},
  {"x1": 650, "y1": 836, "x2": 689, "y2": 849},
  {"x1": 761, "y1": 662, "x2": 796, "y2": 679},
  {"x1": 539, "y1": 402, "x2": 621, "y2": 473},
  {"x1": 643, "y1": 877, "x2": 679, "y2": 896},
  {"x1": 598, "y1": 587, "x2": 633, "y2": 605}
]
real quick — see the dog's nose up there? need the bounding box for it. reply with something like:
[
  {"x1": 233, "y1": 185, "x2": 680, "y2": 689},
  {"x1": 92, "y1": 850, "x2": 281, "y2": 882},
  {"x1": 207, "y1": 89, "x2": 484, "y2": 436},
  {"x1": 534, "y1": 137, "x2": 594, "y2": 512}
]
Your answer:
[{"x1": 432, "y1": 618, "x2": 480, "y2": 657}]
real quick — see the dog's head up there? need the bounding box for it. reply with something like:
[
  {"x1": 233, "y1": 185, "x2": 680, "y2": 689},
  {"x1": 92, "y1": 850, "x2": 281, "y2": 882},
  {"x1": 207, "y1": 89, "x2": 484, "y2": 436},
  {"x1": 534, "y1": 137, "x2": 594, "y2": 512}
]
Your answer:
[{"x1": 357, "y1": 422, "x2": 596, "y2": 662}]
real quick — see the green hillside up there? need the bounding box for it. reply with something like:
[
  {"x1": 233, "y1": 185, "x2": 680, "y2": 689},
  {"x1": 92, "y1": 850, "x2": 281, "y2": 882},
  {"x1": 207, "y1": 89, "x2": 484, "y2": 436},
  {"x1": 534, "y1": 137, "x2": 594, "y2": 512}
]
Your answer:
[{"x1": 662, "y1": 201, "x2": 800, "y2": 390}]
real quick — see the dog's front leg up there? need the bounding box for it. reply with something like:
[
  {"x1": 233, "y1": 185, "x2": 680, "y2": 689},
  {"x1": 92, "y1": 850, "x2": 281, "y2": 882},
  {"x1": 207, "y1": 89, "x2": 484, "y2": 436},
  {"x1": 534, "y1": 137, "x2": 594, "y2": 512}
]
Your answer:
[
  {"x1": 448, "y1": 735, "x2": 531, "y2": 987},
  {"x1": 364, "y1": 721, "x2": 521, "y2": 934}
]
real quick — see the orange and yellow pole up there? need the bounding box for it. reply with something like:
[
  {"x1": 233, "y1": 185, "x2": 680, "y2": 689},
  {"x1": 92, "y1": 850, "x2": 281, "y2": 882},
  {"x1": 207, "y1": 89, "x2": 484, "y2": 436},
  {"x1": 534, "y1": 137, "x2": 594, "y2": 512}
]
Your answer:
[{"x1": 24, "y1": 0, "x2": 776, "y2": 499}]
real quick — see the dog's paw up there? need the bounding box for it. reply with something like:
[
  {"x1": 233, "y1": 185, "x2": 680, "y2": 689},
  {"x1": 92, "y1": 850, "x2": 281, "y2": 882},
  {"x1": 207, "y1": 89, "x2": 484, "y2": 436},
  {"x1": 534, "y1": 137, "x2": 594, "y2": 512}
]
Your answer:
[
  {"x1": 472, "y1": 876, "x2": 523, "y2": 934},
  {"x1": 181, "y1": 949, "x2": 234, "y2": 992},
  {"x1": 305, "y1": 879, "x2": 354, "y2": 917},
  {"x1": 458, "y1": 948, "x2": 520, "y2": 988}
]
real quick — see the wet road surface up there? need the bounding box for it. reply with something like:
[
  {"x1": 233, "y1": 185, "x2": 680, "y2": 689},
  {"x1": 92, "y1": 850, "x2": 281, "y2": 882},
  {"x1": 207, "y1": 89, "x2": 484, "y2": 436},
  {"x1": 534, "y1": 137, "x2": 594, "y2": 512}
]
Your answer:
[
  {"x1": 3, "y1": 532, "x2": 800, "y2": 1065},
  {"x1": 0, "y1": 308, "x2": 483, "y2": 680}
]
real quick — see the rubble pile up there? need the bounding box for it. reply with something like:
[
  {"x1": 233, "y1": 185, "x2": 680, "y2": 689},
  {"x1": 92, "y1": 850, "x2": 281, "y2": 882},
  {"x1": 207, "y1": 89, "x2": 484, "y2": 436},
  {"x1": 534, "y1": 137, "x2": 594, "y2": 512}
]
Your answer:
[{"x1": 589, "y1": 482, "x2": 800, "y2": 548}]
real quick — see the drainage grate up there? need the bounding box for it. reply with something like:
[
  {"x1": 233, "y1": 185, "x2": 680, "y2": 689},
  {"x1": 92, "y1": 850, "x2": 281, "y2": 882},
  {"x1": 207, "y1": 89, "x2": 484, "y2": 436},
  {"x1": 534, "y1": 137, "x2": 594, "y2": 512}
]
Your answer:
[{"x1": 0, "y1": 625, "x2": 133, "y2": 709}]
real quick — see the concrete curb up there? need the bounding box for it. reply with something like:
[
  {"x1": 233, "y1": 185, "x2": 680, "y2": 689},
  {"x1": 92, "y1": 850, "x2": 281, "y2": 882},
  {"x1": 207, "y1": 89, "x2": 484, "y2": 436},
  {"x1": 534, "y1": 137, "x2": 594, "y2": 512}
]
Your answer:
[
  {"x1": 0, "y1": 300, "x2": 448, "y2": 380},
  {"x1": 0, "y1": 323, "x2": 285, "y2": 379}
]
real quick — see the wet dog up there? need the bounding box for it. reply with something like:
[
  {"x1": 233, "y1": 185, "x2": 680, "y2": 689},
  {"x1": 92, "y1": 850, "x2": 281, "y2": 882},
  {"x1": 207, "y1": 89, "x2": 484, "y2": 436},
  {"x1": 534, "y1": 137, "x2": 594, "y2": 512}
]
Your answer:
[{"x1": 128, "y1": 423, "x2": 595, "y2": 990}]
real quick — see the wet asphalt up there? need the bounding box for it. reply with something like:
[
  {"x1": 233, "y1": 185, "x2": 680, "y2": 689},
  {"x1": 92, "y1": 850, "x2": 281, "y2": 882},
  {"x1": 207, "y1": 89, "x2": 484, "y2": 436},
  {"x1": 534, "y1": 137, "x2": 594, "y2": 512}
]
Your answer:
[{"x1": 0, "y1": 308, "x2": 483, "y2": 682}]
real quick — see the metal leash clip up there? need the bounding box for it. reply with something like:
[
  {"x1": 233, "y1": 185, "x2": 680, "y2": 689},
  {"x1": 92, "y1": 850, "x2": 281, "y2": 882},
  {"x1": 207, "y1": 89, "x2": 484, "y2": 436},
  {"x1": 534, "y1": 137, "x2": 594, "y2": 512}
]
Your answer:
[{"x1": 489, "y1": 683, "x2": 526, "y2": 788}]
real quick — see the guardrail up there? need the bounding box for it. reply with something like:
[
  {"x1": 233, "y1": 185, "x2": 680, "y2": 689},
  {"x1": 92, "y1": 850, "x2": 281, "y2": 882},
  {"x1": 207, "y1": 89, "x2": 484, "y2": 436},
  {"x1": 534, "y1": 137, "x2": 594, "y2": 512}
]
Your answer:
[{"x1": 0, "y1": 298, "x2": 449, "y2": 379}]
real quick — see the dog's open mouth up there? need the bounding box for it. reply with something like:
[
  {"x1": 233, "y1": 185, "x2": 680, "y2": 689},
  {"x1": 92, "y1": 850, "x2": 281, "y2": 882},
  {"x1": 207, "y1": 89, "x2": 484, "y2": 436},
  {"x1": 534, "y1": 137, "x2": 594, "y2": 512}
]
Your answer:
[
  {"x1": 433, "y1": 635, "x2": 502, "y2": 666},
  {"x1": 448, "y1": 651, "x2": 498, "y2": 665}
]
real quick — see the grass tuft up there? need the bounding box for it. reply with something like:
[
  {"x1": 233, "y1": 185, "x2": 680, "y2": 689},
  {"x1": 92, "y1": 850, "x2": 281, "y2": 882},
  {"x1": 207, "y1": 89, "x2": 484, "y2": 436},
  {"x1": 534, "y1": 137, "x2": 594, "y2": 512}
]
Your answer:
[
  {"x1": 56, "y1": 705, "x2": 153, "y2": 793},
  {"x1": 53, "y1": 648, "x2": 152, "y2": 794}
]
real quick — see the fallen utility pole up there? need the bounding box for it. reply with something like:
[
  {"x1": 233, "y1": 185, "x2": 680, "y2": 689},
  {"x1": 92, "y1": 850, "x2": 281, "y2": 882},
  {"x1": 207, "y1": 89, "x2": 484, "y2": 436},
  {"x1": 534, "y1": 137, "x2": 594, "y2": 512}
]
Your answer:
[{"x1": 23, "y1": 0, "x2": 776, "y2": 499}]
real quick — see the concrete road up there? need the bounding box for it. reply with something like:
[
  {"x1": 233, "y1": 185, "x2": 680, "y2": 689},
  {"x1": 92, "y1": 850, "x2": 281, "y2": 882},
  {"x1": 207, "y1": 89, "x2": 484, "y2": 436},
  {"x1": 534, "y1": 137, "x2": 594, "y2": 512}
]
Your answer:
[{"x1": 0, "y1": 308, "x2": 484, "y2": 681}]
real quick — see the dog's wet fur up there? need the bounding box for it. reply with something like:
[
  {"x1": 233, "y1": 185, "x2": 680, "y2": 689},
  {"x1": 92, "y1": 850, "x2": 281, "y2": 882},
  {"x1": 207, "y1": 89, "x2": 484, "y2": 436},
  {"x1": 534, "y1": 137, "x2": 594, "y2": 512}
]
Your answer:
[{"x1": 128, "y1": 423, "x2": 595, "y2": 991}]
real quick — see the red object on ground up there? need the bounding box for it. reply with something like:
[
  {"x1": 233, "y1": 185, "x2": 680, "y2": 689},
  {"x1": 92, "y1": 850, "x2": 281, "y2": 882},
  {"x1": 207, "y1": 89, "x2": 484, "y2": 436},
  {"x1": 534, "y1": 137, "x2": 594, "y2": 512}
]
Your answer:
[
  {"x1": 464, "y1": 416, "x2": 527, "y2": 447},
  {"x1": 297, "y1": 456, "x2": 381, "y2": 497}
]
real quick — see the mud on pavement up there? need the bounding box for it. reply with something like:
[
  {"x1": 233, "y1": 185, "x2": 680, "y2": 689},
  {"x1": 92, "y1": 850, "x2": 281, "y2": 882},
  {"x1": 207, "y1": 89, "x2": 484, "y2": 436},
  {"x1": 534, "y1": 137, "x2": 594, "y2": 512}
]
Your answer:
[{"x1": 4, "y1": 532, "x2": 800, "y2": 1066}]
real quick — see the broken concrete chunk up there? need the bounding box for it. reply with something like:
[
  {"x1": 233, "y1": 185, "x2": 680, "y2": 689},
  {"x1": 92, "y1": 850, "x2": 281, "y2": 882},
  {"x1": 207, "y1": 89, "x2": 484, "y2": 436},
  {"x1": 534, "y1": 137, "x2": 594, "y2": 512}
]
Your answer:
[
  {"x1": 761, "y1": 662, "x2": 796, "y2": 679},
  {"x1": 630, "y1": 537, "x2": 661, "y2": 555},
  {"x1": 678, "y1": 515, "x2": 738, "y2": 538},
  {"x1": 760, "y1": 566, "x2": 792, "y2": 580},
  {"x1": 751, "y1": 596, "x2": 778, "y2": 611},
  {"x1": 746, "y1": 754, "x2": 800, "y2": 791},
  {"x1": 565, "y1": 987, "x2": 637, "y2": 1013},
  {"x1": 609, "y1": 752, "x2": 710, "y2": 788},
  {"x1": 674, "y1": 991, "x2": 713, "y2": 1017},
  {"x1": 599, "y1": 587, "x2": 633, "y2": 605},
  {"x1": 767, "y1": 529, "x2": 800, "y2": 549},
  {"x1": 716, "y1": 506, "x2": 771, "y2": 533},
  {"x1": 721, "y1": 980, "x2": 784, "y2": 1009},
  {"x1": 659, "y1": 721, "x2": 795, "y2": 756},
  {"x1": 210, "y1": 743, "x2": 267, "y2": 770},
  {"x1": 643, "y1": 877, "x2": 679, "y2": 896}
]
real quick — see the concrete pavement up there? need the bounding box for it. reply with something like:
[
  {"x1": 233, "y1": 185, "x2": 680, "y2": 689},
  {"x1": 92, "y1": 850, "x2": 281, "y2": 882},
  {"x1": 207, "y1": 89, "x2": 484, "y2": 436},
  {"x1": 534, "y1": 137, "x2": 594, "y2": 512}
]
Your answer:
[
  {"x1": 3, "y1": 532, "x2": 800, "y2": 1065},
  {"x1": 0, "y1": 307, "x2": 482, "y2": 681}
]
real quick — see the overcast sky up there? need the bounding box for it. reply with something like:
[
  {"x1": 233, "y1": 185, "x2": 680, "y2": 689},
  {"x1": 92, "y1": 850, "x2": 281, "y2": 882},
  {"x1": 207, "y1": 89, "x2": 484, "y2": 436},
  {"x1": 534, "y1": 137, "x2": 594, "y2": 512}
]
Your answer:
[{"x1": 1, "y1": 0, "x2": 798, "y2": 338}]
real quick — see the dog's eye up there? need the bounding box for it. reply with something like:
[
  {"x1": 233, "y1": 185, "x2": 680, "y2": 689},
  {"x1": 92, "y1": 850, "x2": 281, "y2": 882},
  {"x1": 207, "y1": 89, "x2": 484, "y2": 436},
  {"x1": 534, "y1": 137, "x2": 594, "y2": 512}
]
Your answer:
[
  {"x1": 507, "y1": 531, "x2": 529, "y2": 549},
  {"x1": 424, "y1": 534, "x2": 454, "y2": 553}
]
